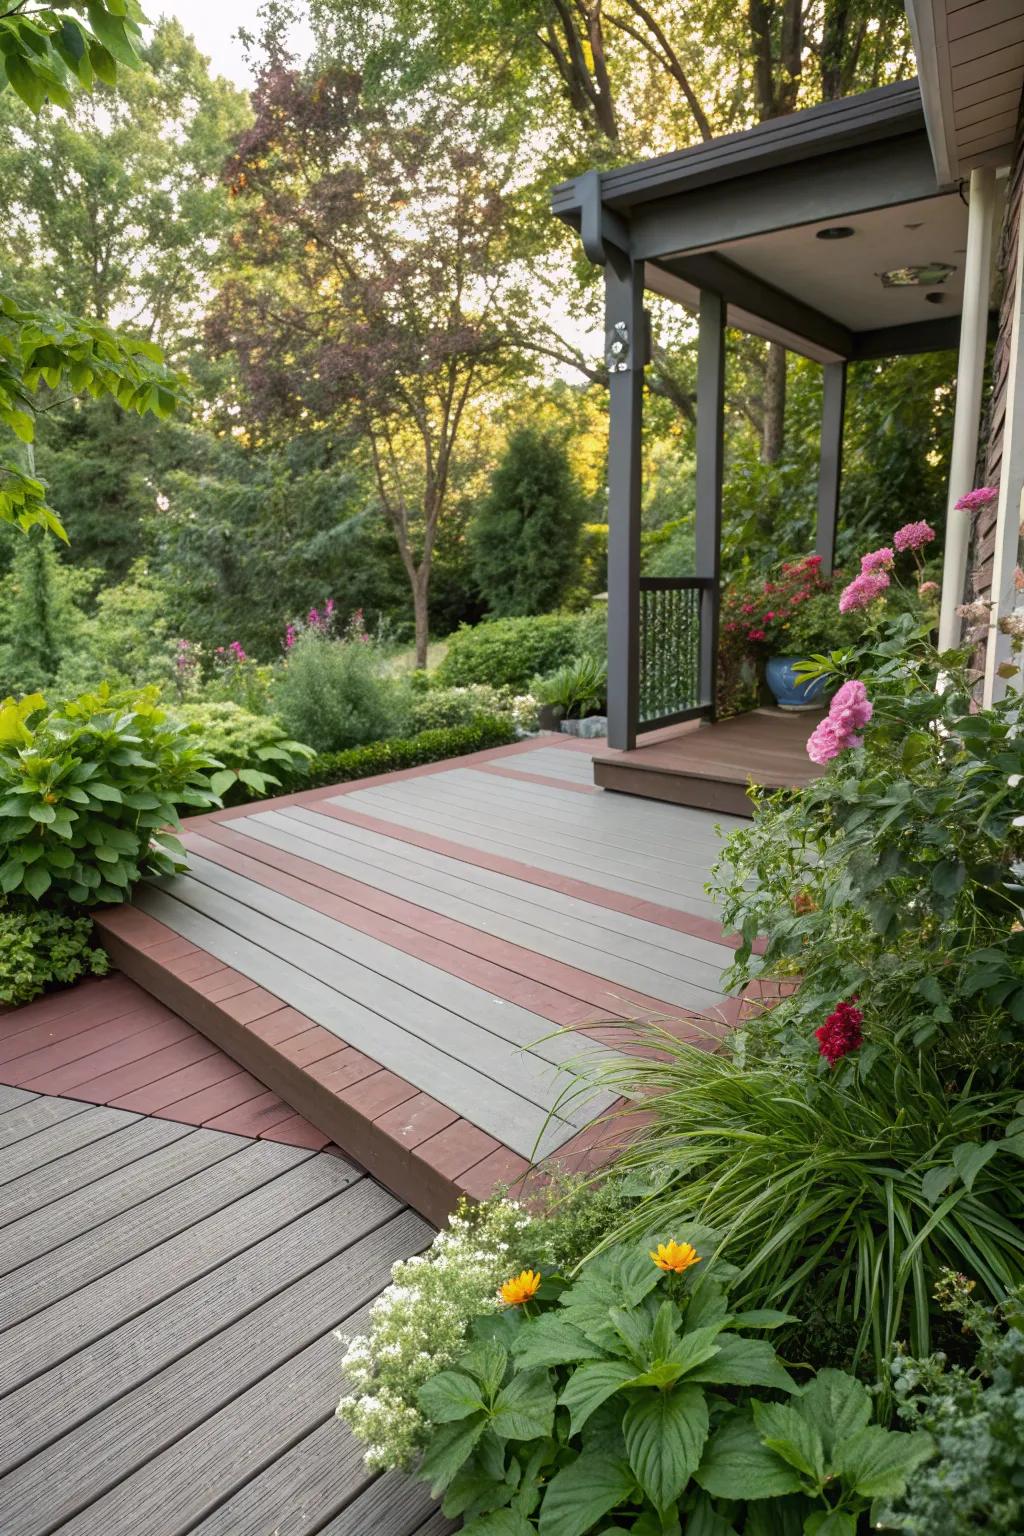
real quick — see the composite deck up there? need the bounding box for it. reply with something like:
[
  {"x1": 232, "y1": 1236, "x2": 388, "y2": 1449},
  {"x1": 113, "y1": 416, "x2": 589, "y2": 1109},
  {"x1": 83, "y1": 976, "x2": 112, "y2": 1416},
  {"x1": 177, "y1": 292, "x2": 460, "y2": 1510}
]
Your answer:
[
  {"x1": 92, "y1": 735, "x2": 747, "y2": 1221},
  {"x1": 0, "y1": 1083, "x2": 450, "y2": 1536}
]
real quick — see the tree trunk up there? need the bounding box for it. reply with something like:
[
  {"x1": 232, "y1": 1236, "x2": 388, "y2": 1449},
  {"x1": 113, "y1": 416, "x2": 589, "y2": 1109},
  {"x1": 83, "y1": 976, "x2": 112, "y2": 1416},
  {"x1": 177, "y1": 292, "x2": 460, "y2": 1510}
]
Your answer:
[
  {"x1": 412, "y1": 568, "x2": 430, "y2": 668},
  {"x1": 761, "y1": 342, "x2": 787, "y2": 463}
]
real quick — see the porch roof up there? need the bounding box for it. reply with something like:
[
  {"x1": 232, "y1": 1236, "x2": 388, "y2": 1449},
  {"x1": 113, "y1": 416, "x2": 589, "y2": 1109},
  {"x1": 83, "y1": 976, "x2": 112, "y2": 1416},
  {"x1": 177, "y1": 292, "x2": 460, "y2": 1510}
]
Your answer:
[{"x1": 552, "y1": 80, "x2": 989, "y2": 364}]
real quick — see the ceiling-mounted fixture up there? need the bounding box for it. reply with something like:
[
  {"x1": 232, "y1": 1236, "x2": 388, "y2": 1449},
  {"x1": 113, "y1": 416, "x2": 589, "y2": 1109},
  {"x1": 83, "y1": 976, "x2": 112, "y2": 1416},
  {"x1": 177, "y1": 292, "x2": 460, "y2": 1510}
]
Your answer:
[
  {"x1": 816, "y1": 226, "x2": 855, "y2": 240},
  {"x1": 880, "y1": 262, "x2": 956, "y2": 288}
]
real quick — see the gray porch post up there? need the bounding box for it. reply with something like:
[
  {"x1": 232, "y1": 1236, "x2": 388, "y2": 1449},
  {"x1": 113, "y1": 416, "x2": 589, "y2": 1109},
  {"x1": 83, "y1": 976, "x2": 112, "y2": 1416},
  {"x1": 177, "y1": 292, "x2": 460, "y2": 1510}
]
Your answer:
[
  {"x1": 695, "y1": 289, "x2": 725, "y2": 717},
  {"x1": 604, "y1": 258, "x2": 645, "y2": 751},
  {"x1": 816, "y1": 360, "x2": 846, "y2": 575}
]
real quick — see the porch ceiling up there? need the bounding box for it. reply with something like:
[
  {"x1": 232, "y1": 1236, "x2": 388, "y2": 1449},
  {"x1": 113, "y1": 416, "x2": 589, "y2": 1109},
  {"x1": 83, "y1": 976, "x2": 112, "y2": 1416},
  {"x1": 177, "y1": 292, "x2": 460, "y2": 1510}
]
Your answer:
[{"x1": 648, "y1": 189, "x2": 980, "y2": 362}]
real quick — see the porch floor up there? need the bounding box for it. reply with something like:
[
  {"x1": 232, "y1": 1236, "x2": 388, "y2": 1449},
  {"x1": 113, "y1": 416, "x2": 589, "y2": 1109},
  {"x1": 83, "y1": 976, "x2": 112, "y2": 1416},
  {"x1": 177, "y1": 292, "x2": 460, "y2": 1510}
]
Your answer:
[
  {"x1": 593, "y1": 707, "x2": 825, "y2": 815},
  {"x1": 91, "y1": 735, "x2": 747, "y2": 1223}
]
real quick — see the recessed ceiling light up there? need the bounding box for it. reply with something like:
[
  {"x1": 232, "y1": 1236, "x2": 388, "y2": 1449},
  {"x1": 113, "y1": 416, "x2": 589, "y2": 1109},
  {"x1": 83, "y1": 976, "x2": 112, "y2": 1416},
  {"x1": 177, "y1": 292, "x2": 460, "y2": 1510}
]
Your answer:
[
  {"x1": 880, "y1": 262, "x2": 956, "y2": 288},
  {"x1": 925, "y1": 292, "x2": 945, "y2": 304},
  {"x1": 816, "y1": 226, "x2": 855, "y2": 240},
  {"x1": 904, "y1": 222, "x2": 924, "y2": 230}
]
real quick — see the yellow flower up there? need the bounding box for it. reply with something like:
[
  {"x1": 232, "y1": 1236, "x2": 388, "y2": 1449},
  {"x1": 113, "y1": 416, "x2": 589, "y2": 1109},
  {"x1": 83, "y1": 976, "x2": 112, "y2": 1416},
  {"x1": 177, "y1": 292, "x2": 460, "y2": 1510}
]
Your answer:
[
  {"x1": 650, "y1": 1240, "x2": 701, "y2": 1274},
  {"x1": 499, "y1": 1269, "x2": 542, "y2": 1305}
]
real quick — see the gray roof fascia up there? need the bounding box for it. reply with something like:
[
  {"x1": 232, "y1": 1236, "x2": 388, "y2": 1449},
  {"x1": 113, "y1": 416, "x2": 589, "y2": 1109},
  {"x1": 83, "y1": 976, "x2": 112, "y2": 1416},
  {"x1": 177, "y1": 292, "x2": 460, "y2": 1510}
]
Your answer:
[{"x1": 551, "y1": 79, "x2": 926, "y2": 225}]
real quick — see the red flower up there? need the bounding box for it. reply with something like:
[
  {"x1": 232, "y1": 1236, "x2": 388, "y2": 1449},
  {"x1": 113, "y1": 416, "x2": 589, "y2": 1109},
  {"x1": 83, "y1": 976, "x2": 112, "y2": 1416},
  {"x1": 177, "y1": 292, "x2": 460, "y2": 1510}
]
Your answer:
[
  {"x1": 763, "y1": 611, "x2": 777, "y2": 621},
  {"x1": 748, "y1": 628, "x2": 767, "y2": 641},
  {"x1": 815, "y1": 1000, "x2": 863, "y2": 1066}
]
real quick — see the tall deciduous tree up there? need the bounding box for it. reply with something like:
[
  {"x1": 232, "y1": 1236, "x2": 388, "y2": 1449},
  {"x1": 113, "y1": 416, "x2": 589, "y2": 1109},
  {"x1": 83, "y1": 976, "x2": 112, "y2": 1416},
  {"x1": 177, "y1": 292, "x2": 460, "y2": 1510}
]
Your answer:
[
  {"x1": 212, "y1": 56, "x2": 530, "y2": 663},
  {"x1": 0, "y1": 18, "x2": 250, "y2": 351}
]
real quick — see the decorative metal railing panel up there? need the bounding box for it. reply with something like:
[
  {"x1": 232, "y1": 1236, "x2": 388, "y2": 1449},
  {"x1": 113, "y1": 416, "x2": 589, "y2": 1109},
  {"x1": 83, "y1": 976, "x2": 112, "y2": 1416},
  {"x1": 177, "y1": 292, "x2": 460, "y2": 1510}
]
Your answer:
[{"x1": 637, "y1": 576, "x2": 710, "y2": 731}]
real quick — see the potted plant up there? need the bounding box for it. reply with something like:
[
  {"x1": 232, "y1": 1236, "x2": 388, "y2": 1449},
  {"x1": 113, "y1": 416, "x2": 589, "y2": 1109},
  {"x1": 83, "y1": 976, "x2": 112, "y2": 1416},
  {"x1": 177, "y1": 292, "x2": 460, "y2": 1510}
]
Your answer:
[{"x1": 723, "y1": 556, "x2": 859, "y2": 710}]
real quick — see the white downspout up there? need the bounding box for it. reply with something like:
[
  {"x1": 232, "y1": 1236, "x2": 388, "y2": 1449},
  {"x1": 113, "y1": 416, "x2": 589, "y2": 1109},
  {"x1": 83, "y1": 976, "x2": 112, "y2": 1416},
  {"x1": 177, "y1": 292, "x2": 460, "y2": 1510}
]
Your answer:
[{"x1": 938, "y1": 166, "x2": 997, "y2": 652}]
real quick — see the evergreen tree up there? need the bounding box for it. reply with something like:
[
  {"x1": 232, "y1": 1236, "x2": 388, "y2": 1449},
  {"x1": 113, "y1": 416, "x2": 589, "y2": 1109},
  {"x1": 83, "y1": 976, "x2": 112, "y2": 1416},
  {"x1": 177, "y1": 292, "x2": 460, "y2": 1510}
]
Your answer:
[
  {"x1": 0, "y1": 531, "x2": 86, "y2": 695},
  {"x1": 471, "y1": 428, "x2": 586, "y2": 617}
]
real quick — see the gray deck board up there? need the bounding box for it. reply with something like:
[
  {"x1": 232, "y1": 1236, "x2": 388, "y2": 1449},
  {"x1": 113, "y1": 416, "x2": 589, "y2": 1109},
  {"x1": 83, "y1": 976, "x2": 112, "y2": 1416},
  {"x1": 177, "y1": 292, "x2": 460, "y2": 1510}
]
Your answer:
[
  {"x1": 0, "y1": 1182, "x2": 383, "y2": 1476},
  {"x1": 15, "y1": 1213, "x2": 427, "y2": 1536},
  {"x1": 0, "y1": 1084, "x2": 36, "y2": 1113},
  {"x1": 0, "y1": 1094, "x2": 89, "y2": 1150},
  {"x1": 334, "y1": 781, "x2": 723, "y2": 917},
  {"x1": 341, "y1": 764, "x2": 734, "y2": 865},
  {"x1": 246, "y1": 808, "x2": 731, "y2": 1008},
  {"x1": 313, "y1": 1470, "x2": 451, "y2": 1536},
  {"x1": 339, "y1": 778, "x2": 721, "y2": 900},
  {"x1": 0, "y1": 1122, "x2": 244, "y2": 1277},
  {"x1": 0, "y1": 1114, "x2": 190, "y2": 1231},
  {"x1": 0, "y1": 1090, "x2": 440, "y2": 1536},
  {"x1": 0, "y1": 1105, "x2": 141, "y2": 1192},
  {"x1": 0, "y1": 1142, "x2": 333, "y2": 1394},
  {"x1": 134, "y1": 883, "x2": 584, "y2": 1159},
  {"x1": 273, "y1": 804, "x2": 733, "y2": 969},
  {"x1": 501, "y1": 744, "x2": 598, "y2": 781},
  {"x1": 0, "y1": 1129, "x2": 246, "y2": 1317},
  {"x1": 413, "y1": 765, "x2": 740, "y2": 855}
]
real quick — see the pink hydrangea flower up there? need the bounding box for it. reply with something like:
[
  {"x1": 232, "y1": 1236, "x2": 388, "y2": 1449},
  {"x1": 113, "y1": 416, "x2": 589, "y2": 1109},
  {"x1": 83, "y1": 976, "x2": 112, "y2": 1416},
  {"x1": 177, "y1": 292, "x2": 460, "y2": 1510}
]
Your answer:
[
  {"x1": 806, "y1": 679, "x2": 872, "y2": 765},
  {"x1": 955, "y1": 486, "x2": 999, "y2": 513},
  {"x1": 893, "y1": 521, "x2": 936, "y2": 552},
  {"x1": 838, "y1": 570, "x2": 890, "y2": 613},
  {"x1": 860, "y1": 547, "x2": 895, "y2": 574}
]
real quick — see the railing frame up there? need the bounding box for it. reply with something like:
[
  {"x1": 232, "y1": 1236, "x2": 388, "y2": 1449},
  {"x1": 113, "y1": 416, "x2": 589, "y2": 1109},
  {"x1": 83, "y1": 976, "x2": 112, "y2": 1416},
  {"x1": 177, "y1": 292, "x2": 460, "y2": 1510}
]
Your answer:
[{"x1": 636, "y1": 575, "x2": 714, "y2": 734}]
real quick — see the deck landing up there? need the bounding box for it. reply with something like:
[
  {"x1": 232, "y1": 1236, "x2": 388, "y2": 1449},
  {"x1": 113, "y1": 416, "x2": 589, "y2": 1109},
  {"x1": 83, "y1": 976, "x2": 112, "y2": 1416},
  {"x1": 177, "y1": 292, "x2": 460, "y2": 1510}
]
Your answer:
[
  {"x1": 93, "y1": 736, "x2": 745, "y2": 1222},
  {"x1": 593, "y1": 708, "x2": 825, "y2": 814}
]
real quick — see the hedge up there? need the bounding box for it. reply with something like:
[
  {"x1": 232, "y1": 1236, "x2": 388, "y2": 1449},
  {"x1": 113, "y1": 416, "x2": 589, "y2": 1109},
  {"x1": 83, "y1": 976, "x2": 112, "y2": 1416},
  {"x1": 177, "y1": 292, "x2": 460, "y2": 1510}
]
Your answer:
[{"x1": 299, "y1": 715, "x2": 518, "y2": 790}]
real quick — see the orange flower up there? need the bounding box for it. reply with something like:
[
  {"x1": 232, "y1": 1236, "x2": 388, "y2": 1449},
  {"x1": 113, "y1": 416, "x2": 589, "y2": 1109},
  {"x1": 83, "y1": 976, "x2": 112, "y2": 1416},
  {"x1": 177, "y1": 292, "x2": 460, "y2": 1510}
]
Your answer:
[
  {"x1": 499, "y1": 1269, "x2": 542, "y2": 1305},
  {"x1": 650, "y1": 1240, "x2": 701, "y2": 1274}
]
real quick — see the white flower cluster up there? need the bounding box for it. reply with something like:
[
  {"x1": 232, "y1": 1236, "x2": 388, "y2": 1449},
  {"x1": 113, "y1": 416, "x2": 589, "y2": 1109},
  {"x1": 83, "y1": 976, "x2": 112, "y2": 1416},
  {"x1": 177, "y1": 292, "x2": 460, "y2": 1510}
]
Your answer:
[
  {"x1": 506, "y1": 692, "x2": 540, "y2": 734},
  {"x1": 336, "y1": 1199, "x2": 533, "y2": 1471}
]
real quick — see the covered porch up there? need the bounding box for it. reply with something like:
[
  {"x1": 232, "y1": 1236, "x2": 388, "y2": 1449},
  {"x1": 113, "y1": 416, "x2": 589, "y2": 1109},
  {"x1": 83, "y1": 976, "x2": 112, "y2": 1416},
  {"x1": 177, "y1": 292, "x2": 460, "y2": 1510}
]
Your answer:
[{"x1": 553, "y1": 46, "x2": 1023, "y2": 808}]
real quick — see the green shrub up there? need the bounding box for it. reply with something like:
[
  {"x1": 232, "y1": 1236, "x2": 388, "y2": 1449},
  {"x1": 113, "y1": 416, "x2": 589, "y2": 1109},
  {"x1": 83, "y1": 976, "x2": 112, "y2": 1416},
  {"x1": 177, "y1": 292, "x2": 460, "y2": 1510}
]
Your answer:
[
  {"x1": 0, "y1": 897, "x2": 108, "y2": 1005},
  {"x1": 437, "y1": 613, "x2": 605, "y2": 692},
  {"x1": 407, "y1": 1235, "x2": 932, "y2": 1533},
  {"x1": 0, "y1": 686, "x2": 219, "y2": 905},
  {"x1": 470, "y1": 426, "x2": 585, "y2": 617},
  {"x1": 170, "y1": 701, "x2": 314, "y2": 804},
  {"x1": 274, "y1": 630, "x2": 411, "y2": 753},
  {"x1": 409, "y1": 683, "x2": 510, "y2": 732},
  {"x1": 881, "y1": 1271, "x2": 1024, "y2": 1533},
  {"x1": 304, "y1": 718, "x2": 517, "y2": 790}
]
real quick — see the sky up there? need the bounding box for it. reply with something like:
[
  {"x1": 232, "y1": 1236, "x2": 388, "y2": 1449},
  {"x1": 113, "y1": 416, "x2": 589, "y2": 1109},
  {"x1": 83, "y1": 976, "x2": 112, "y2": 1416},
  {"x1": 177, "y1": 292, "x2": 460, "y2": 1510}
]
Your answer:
[{"x1": 153, "y1": 1, "x2": 313, "y2": 87}]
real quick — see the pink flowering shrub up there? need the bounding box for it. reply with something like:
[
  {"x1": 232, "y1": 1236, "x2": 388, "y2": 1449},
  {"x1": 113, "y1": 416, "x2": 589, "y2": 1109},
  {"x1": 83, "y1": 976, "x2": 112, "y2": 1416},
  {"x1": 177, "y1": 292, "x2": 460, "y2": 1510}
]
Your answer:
[
  {"x1": 860, "y1": 547, "x2": 895, "y2": 573},
  {"x1": 955, "y1": 486, "x2": 999, "y2": 512},
  {"x1": 806, "y1": 678, "x2": 872, "y2": 764},
  {"x1": 838, "y1": 569, "x2": 890, "y2": 614},
  {"x1": 893, "y1": 521, "x2": 935, "y2": 553}
]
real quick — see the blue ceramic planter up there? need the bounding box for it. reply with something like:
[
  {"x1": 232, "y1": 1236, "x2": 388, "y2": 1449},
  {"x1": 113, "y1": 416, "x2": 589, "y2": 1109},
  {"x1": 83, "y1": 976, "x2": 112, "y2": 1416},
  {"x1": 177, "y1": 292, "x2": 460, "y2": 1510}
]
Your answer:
[{"x1": 764, "y1": 655, "x2": 827, "y2": 710}]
